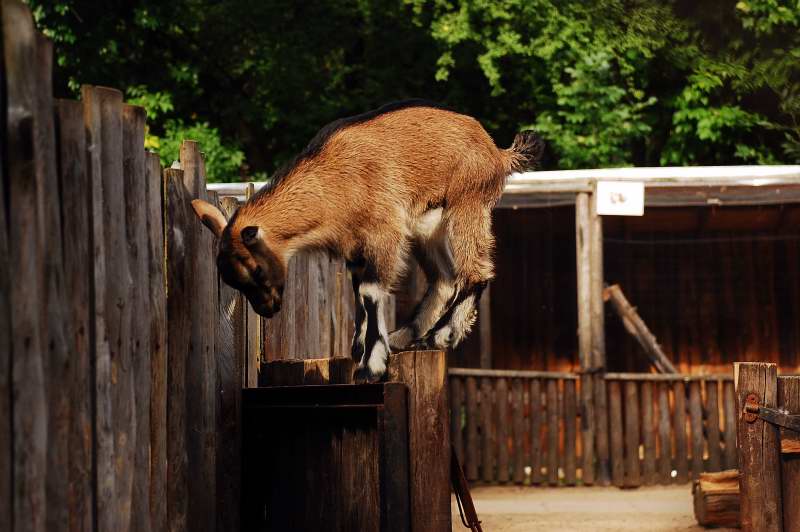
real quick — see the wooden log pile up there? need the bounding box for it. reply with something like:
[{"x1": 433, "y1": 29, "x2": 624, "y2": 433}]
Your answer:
[{"x1": 693, "y1": 470, "x2": 740, "y2": 528}]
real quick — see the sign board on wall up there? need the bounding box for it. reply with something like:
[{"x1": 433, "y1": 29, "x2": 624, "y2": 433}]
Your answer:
[{"x1": 595, "y1": 181, "x2": 645, "y2": 216}]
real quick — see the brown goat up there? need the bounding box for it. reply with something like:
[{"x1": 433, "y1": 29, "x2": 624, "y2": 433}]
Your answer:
[{"x1": 192, "y1": 100, "x2": 543, "y2": 382}]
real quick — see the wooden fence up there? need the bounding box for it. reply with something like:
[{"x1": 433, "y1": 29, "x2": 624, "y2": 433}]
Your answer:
[
  {"x1": 735, "y1": 362, "x2": 800, "y2": 532},
  {"x1": 449, "y1": 368, "x2": 737, "y2": 487},
  {"x1": 0, "y1": 3, "x2": 358, "y2": 530}
]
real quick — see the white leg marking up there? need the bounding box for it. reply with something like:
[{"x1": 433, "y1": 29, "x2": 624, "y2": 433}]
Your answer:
[
  {"x1": 448, "y1": 294, "x2": 477, "y2": 347},
  {"x1": 358, "y1": 282, "x2": 391, "y2": 375}
]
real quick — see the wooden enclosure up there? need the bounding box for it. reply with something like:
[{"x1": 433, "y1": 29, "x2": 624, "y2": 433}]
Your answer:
[{"x1": 246, "y1": 352, "x2": 450, "y2": 532}]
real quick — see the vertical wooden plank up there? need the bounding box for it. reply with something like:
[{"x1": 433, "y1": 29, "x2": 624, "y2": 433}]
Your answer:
[
  {"x1": 689, "y1": 380, "x2": 704, "y2": 481},
  {"x1": 608, "y1": 380, "x2": 624, "y2": 487},
  {"x1": 512, "y1": 379, "x2": 524, "y2": 483},
  {"x1": 778, "y1": 376, "x2": 800, "y2": 532},
  {"x1": 722, "y1": 381, "x2": 737, "y2": 471},
  {"x1": 57, "y1": 98, "x2": 93, "y2": 532},
  {"x1": 450, "y1": 377, "x2": 464, "y2": 463},
  {"x1": 641, "y1": 381, "x2": 656, "y2": 485},
  {"x1": 0, "y1": 39, "x2": 10, "y2": 532},
  {"x1": 479, "y1": 284, "x2": 492, "y2": 369},
  {"x1": 580, "y1": 375, "x2": 595, "y2": 486},
  {"x1": 179, "y1": 141, "x2": 216, "y2": 532},
  {"x1": 624, "y1": 381, "x2": 641, "y2": 487},
  {"x1": 575, "y1": 193, "x2": 591, "y2": 371},
  {"x1": 4, "y1": 4, "x2": 48, "y2": 529},
  {"x1": 216, "y1": 195, "x2": 241, "y2": 532},
  {"x1": 673, "y1": 381, "x2": 689, "y2": 484},
  {"x1": 706, "y1": 380, "x2": 722, "y2": 472},
  {"x1": 33, "y1": 34, "x2": 72, "y2": 532},
  {"x1": 84, "y1": 84, "x2": 131, "y2": 532},
  {"x1": 145, "y1": 153, "x2": 167, "y2": 532},
  {"x1": 589, "y1": 193, "x2": 605, "y2": 370},
  {"x1": 564, "y1": 379, "x2": 577, "y2": 486},
  {"x1": 546, "y1": 379, "x2": 558, "y2": 486},
  {"x1": 465, "y1": 377, "x2": 479, "y2": 480},
  {"x1": 530, "y1": 379, "x2": 543, "y2": 484},
  {"x1": 736, "y1": 362, "x2": 782, "y2": 532},
  {"x1": 657, "y1": 382, "x2": 672, "y2": 485},
  {"x1": 122, "y1": 103, "x2": 151, "y2": 532},
  {"x1": 480, "y1": 377, "x2": 494, "y2": 483},
  {"x1": 496, "y1": 378, "x2": 509, "y2": 483},
  {"x1": 164, "y1": 167, "x2": 189, "y2": 532},
  {"x1": 388, "y1": 351, "x2": 451, "y2": 532},
  {"x1": 594, "y1": 374, "x2": 610, "y2": 485},
  {"x1": 245, "y1": 183, "x2": 261, "y2": 383}
]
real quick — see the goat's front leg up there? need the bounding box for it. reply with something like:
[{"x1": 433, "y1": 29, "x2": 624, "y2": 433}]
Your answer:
[
  {"x1": 411, "y1": 281, "x2": 486, "y2": 350},
  {"x1": 352, "y1": 279, "x2": 392, "y2": 384}
]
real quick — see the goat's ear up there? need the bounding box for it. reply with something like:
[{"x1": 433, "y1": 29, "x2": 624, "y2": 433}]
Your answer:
[{"x1": 191, "y1": 199, "x2": 227, "y2": 238}]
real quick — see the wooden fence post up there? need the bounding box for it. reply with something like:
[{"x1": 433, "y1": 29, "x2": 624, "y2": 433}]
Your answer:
[
  {"x1": 388, "y1": 350, "x2": 451, "y2": 532},
  {"x1": 123, "y1": 103, "x2": 151, "y2": 532},
  {"x1": 735, "y1": 362, "x2": 782, "y2": 532},
  {"x1": 145, "y1": 152, "x2": 167, "y2": 532},
  {"x1": 779, "y1": 375, "x2": 800, "y2": 531}
]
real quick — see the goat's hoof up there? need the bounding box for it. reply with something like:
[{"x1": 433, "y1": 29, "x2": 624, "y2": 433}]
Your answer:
[{"x1": 353, "y1": 366, "x2": 384, "y2": 384}]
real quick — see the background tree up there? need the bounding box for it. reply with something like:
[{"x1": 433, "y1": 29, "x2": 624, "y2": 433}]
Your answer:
[{"x1": 29, "y1": 0, "x2": 800, "y2": 180}]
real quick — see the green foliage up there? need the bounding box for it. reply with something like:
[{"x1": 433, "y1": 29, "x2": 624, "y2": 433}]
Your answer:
[{"x1": 27, "y1": 0, "x2": 800, "y2": 173}]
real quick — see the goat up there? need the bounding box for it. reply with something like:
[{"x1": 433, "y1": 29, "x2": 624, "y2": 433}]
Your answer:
[{"x1": 191, "y1": 100, "x2": 543, "y2": 382}]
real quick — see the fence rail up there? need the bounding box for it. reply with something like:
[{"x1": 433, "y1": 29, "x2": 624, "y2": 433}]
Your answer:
[{"x1": 449, "y1": 368, "x2": 737, "y2": 487}]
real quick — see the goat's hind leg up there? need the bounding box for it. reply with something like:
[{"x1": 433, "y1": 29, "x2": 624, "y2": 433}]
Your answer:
[{"x1": 351, "y1": 275, "x2": 393, "y2": 384}]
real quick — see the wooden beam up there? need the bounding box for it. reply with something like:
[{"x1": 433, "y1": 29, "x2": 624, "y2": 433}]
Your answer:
[
  {"x1": 693, "y1": 470, "x2": 740, "y2": 528},
  {"x1": 575, "y1": 193, "x2": 592, "y2": 371},
  {"x1": 778, "y1": 376, "x2": 800, "y2": 531},
  {"x1": 590, "y1": 192, "x2": 605, "y2": 370},
  {"x1": 603, "y1": 284, "x2": 678, "y2": 373}
]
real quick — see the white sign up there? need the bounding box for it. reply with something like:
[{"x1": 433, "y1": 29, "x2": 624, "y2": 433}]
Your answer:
[{"x1": 595, "y1": 181, "x2": 644, "y2": 216}]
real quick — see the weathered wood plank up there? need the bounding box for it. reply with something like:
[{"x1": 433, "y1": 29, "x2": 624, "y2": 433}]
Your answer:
[
  {"x1": 624, "y1": 381, "x2": 641, "y2": 487},
  {"x1": 589, "y1": 195, "x2": 606, "y2": 370},
  {"x1": 122, "y1": 103, "x2": 151, "y2": 532},
  {"x1": 5, "y1": 4, "x2": 48, "y2": 528},
  {"x1": 388, "y1": 351, "x2": 451, "y2": 532},
  {"x1": 530, "y1": 379, "x2": 543, "y2": 484},
  {"x1": 57, "y1": 97, "x2": 94, "y2": 532},
  {"x1": 546, "y1": 379, "x2": 558, "y2": 486},
  {"x1": 581, "y1": 375, "x2": 595, "y2": 486},
  {"x1": 479, "y1": 284, "x2": 492, "y2": 369},
  {"x1": 34, "y1": 34, "x2": 71, "y2": 532},
  {"x1": 450, "y1": 377, "x2": 464, "y2": 463},
  {"x1": 673, "y1": 381, "x2": 689, "y2": 484},
  {"x1": 575, "y1": 193, "x2": 592, "y2": 371},
  {"x1": 165, "y1": 167, "x2": 189, "y2": 532},
  {"x1": 496, "y1": 378, "x2": 509, "y2": 483},
  {"x1": 0, "y1": 64, "x2": 9, "y2": 528},
  {"x1": 481, "y1": 377, "x2": 495, "y2": 483},
  {"x1": 722, "y1": 381, "x2": 737, "y2": 471},
  {"x1": 693, "y1": 470, "x2": 740, "y2": 528},
  {"x1": 145, "y1": 153, "x2": 167, "y2": 532},
  {"x1": 245, "y1": 183, "x2": 261, "y2": 385},
  {"x1": 735, "y1": 362, "x2": 782, "y2": 532},
  {"x1": 564, "y1": 379, "x2": 577, "y2": 486},
  {"x1": 706, "y1": 380, "x2": 722, "y2": 472},
  {"x1": 608, "y1": 380, "x2": 624, "y2": 487},
  {"x1": 465, "y1": 377, "x2": 479, "y2": 480},
  {"x1": 180, "y1": 141, "x2": 217, "y2": 532},
  {"x1": 657, "y1": 382, "x2": 672, "y2": 485},
  {"x1": 512, "y1": 379, "x2": 525, "y2": 484},
  {"x1": 594, "y1": 374, "x2": 610, "y2": 485},
  {"x1": 778, "y1": 376, "x2": 800, "y2": 532},
  {"x1": 689, "y1": 380, "x2": 704, "y2": 481},
  {"x1": 641, "y1": 381, "x2": 656, "y2": 485}
]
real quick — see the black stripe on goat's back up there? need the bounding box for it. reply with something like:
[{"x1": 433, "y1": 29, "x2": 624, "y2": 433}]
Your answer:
[{"x1": 256, "y1": 99, "x2": 451, "y2": 198}]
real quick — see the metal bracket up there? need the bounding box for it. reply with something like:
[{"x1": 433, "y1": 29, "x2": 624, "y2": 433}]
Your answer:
[{"x1": 743, "y1": 393, "x2": 800, "y2": 433}]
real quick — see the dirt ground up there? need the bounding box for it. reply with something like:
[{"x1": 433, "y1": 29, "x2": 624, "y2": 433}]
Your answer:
[{"x1": 452, "y1": 485, "x2": 738, "y2": 532}]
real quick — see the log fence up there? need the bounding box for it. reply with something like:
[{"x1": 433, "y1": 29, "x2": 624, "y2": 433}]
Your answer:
[
  {"x1": 449, "y1": 369, "x2": 737, "y2": 487},
  {"x1": 1, "y1": 3, "x2": 359, "y2": 529}
]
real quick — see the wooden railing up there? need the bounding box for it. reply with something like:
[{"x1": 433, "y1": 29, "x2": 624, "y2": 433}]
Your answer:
[{"x1": 448, "y1": 369, "x2": 736, "y2": 487}]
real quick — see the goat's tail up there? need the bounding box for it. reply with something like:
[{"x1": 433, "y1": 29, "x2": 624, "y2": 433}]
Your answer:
[{"x1": 505, "y1": 130, "x2": 544, "y2": 173}]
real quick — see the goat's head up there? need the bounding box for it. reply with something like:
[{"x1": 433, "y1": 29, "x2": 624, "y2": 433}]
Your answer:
[{"x1": 191, "y1": 199, "x2": 286, "y2": 318}]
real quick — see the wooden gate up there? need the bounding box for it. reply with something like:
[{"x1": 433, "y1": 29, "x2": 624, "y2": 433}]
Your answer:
[{"x1": 735, "y1": 362, "x2": 800, "y2": 532}]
